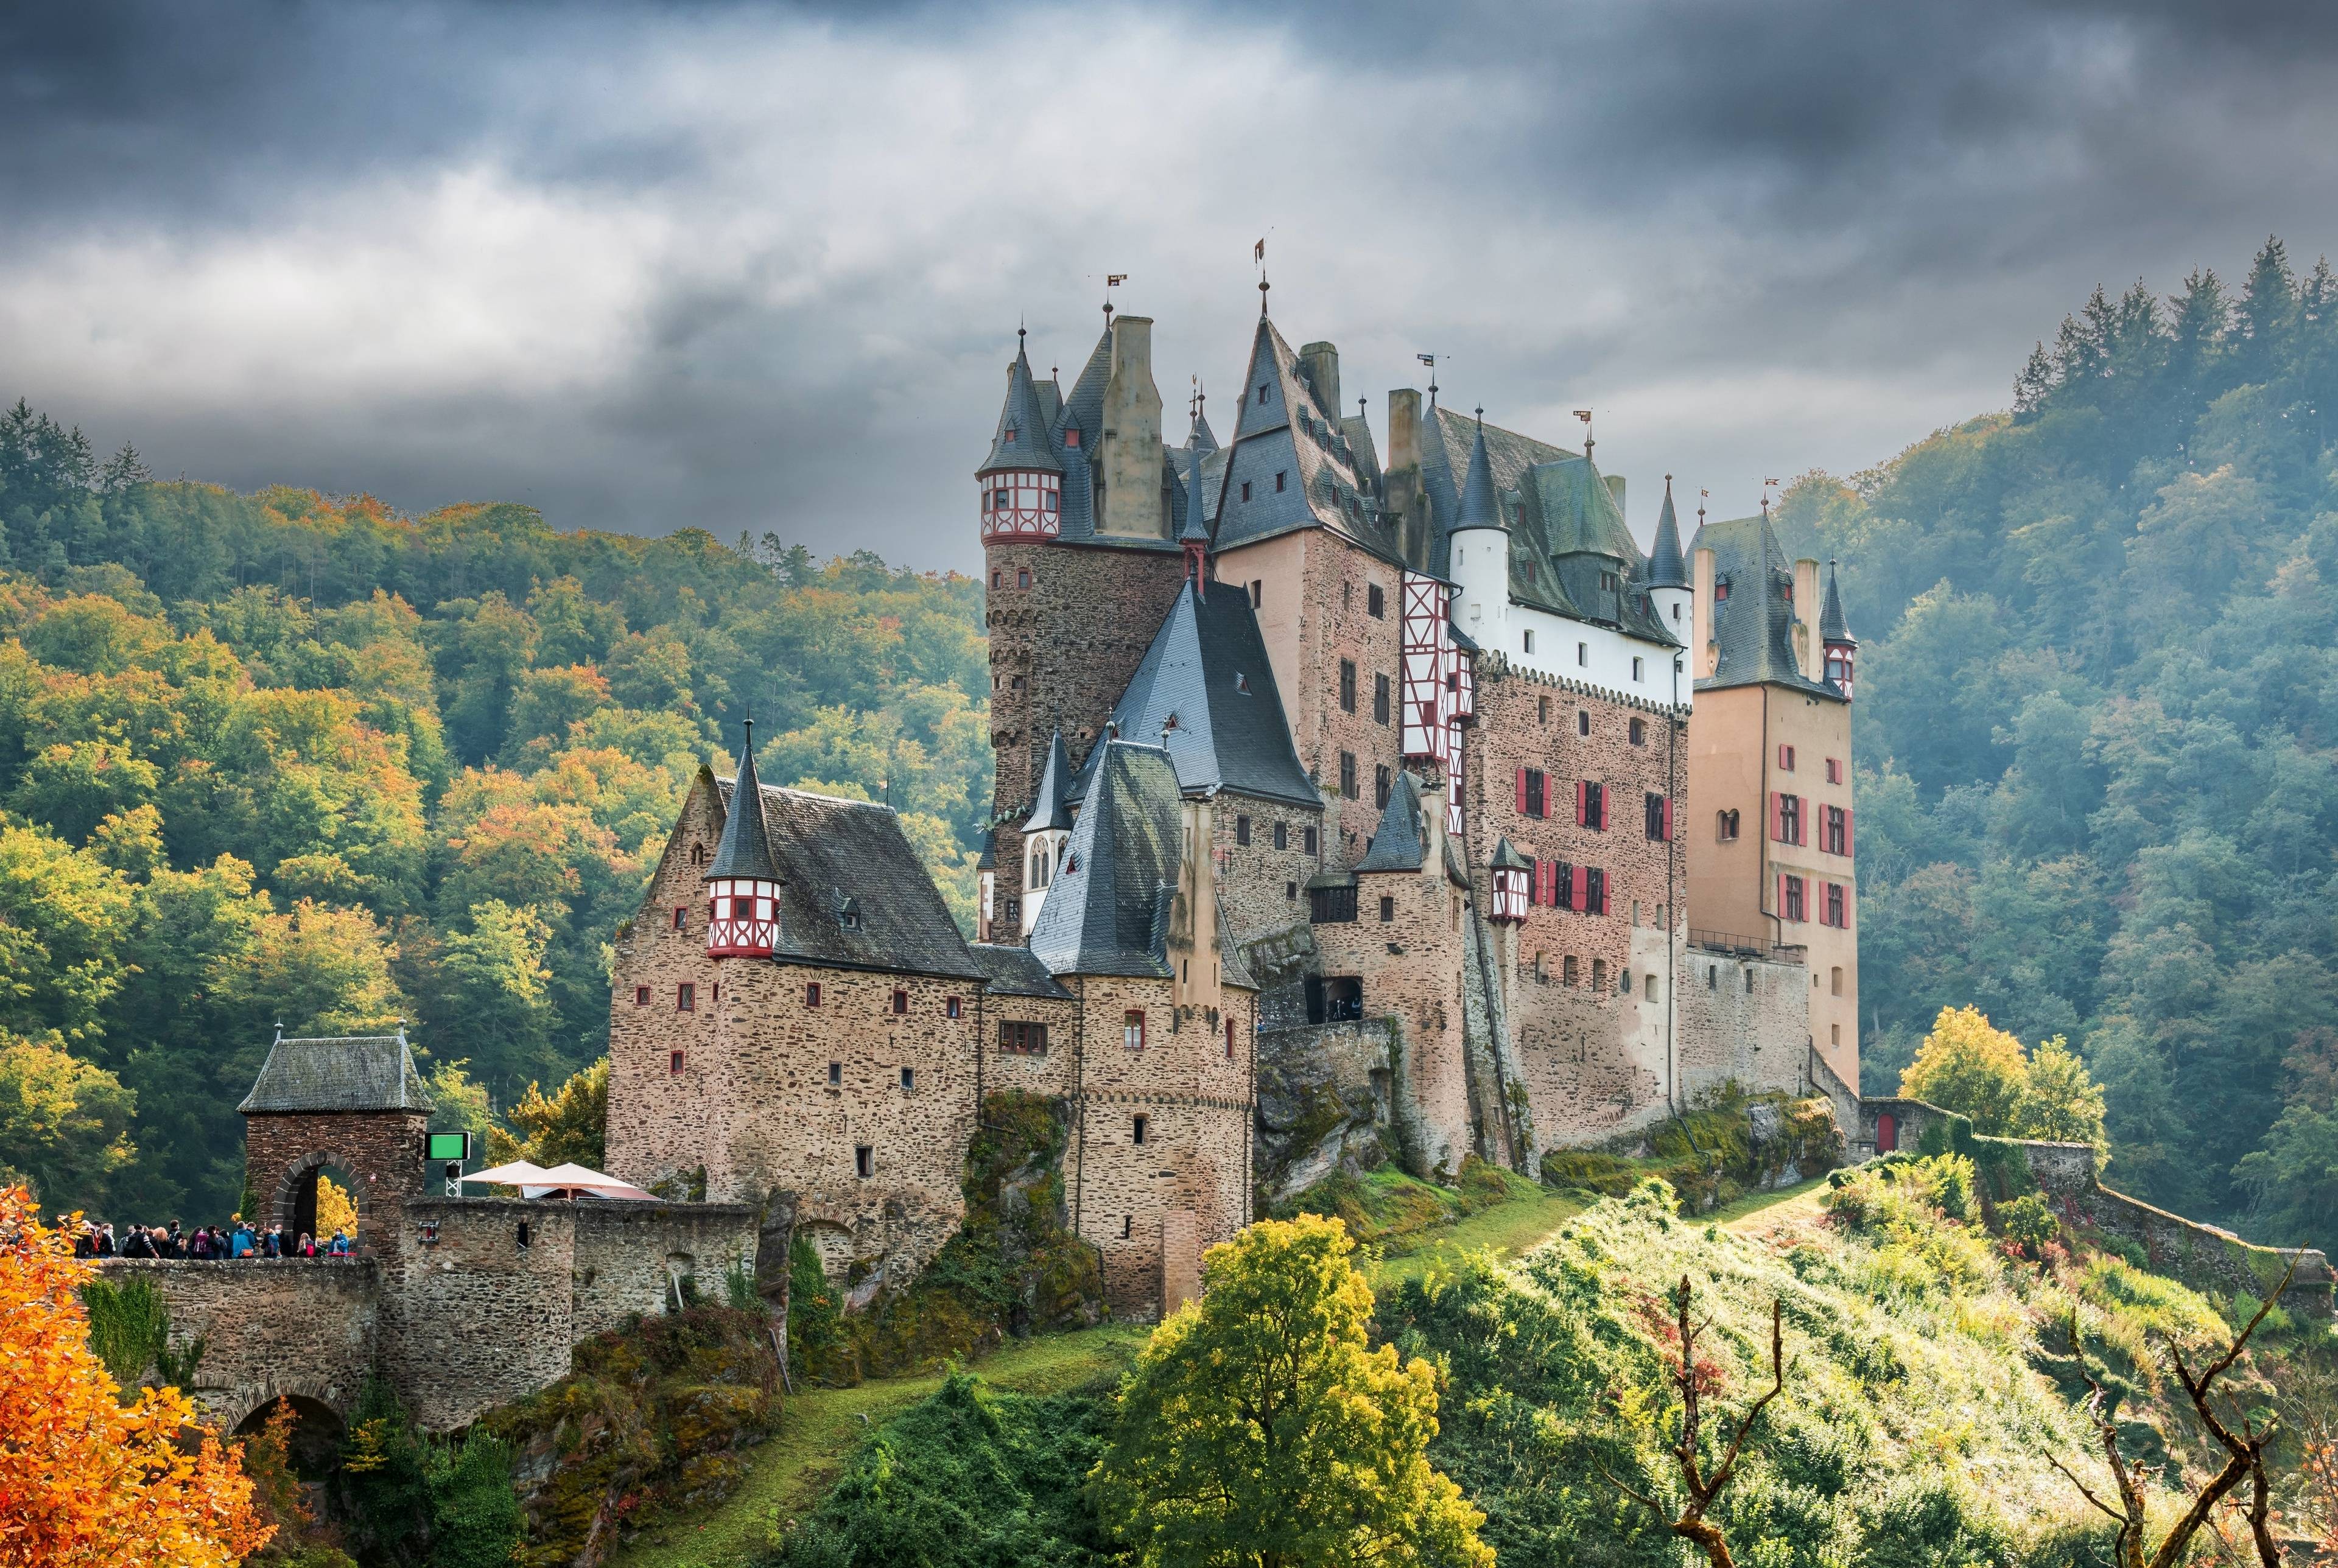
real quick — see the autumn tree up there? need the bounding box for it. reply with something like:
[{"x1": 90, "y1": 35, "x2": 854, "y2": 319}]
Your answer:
[
  {"x1": 0, "y1": 1185, "x2": 270, "y2": 1567},
  {"x1": 1092, "y1": 1215, "x2": 1490, "y2": 1568},
  {"x1": 1899, "y1": 1005, "x2": 2108, "y2": 1149},
  {"x1": 490, "y1": 1057, "x2": 608, "y2": 1169}
]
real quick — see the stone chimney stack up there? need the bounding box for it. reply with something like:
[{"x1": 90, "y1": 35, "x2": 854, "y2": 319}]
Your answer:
[
  {"x1": 1298, "y1": 341, "x2": 1341, "y2": 417},
  {"x1": 1100, "y1": 315, "x2": 1164, "y2": 537},
  {"x1": 1793, "y1": 557, "x2": 1820, "y2": 680},
  {"x1": 1386, "y1": 387, "x2": 1425, "y2": 569}
]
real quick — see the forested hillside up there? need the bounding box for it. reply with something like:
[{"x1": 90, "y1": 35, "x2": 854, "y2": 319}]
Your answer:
[
  {"x1": 1778, "y1": 236, "x2": 2338, "y2": 1251},
  {"x1": 0, "y1": 405, "x2": 989, "y2": 1220}
]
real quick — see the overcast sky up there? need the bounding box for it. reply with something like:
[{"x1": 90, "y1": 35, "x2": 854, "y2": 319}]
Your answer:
[{"x1": 6, "y1": 1, "x2": 2337, "y2": 571}]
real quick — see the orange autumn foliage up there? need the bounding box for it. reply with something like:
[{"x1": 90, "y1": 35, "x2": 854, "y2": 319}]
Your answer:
[{"x1": 0, "y1": 1186, "x2": 272, "y2": 1567}]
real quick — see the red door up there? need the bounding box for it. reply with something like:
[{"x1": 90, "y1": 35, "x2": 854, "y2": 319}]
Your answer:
[{"x1": 1876, "y1": 1113, "x2": 1897, "y2": 1153}]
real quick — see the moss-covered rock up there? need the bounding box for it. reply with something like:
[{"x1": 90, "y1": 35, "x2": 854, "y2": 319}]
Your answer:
[
  {"x1": 1540, "y1": 1087, "x2": 1845, "y2": 1211},
  {"x1": 482, "y1": 1307, "x2": 781, "y2": 1568}
]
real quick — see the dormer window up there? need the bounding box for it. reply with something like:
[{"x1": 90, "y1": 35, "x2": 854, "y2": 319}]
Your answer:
[
  {"x1": 1235, "y1": 673, "x2": 1251, "y2": 694},
  {"x1": 1004, "y1": 425, "x2": 1017, "y2": 442},
  {"x1": 836, "y1": 895, "x2": 862, "y2": 931},
  {"x1": 1064, "y1": 427, "x2": 1079, "y2": 447},
  {"x1": 1715, "y1": 579, "x2": 1732, "y2": 603}
]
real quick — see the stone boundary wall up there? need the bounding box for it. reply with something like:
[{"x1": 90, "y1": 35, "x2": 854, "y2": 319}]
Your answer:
[{"x1": 1850, "y1": 1096, "x2": 2335, "y2": 1324}]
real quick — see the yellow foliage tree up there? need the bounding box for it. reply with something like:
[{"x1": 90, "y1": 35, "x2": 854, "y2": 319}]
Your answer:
[
  {"x1": 1092, "y1": 1214, "x2": 1491, "y2": 1568},
  {"x1": 314, "y1": 1174, "x2": 358, "y2": 1241},
  {"x1": 0, "y1": 1185, "x2": 270, "y2": 1567},
  {"x1": 1898, "y1": 1005, "x2": 2031, "y2": 1135}
]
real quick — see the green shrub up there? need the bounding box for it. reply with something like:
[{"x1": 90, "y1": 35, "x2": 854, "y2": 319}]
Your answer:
[
  {"x1": 80, "y1": 1274, "x2": 170, "y2": 1388},
  {"x1": 422, "y1": 1433, "x2": 523, "y2": 1568},
  {"x1": 1997, "y1": 1194, "x2": 2057, "y2": 1258}
]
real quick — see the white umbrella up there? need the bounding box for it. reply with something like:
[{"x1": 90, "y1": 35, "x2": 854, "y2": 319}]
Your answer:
[
  {"x1": 522, "y1": 1163, "x2": 659, "y2": 1201},
  {"x1": 465, "y1": 1159, "x2": 553, "y2": 1188}
]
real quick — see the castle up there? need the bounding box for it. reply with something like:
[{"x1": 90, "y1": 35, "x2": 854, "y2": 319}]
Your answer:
[{"x1": 606, "y1": 292, "x2": 1864, "y2": 1318}]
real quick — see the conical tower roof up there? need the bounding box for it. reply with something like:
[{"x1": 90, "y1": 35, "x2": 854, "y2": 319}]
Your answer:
[
  {"x1": 1646, "y1": 476, "x2": 1688, "y2": 589},
  {"x1": 1180, "y1": 439, "x2": 1211, "y2": 544},
  {"x1": 1355, "y1": 771, "x2": 1427, "y2": 872},
  {"x1": 1023, "y1": 730, "x2": 1075, "y2": 834},
  {"x1": 1819, "y1": 560, "x2": 1855, "y2": 645},
  {"x1": 706, "y1": 722, "x2": 782, "y2": 882},
  {"x1": 978, "y1": 335, "x2": 1063, "y2": 477},
  {"x1": 1454, "y1": 412, "x2": 1501, "y2": 532}
]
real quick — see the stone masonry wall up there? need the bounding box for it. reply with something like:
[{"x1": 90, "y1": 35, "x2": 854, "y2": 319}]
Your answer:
[
  {"x1": 1305, "y1": 536, "x2": 1407, "y2": 866},
  {"x1": 381, "y1": 1199, "x2": 580, "y2": 1432},
  {"x1": 1463, "y1": 659, "x2": 1688, "y2": 1155},
  {"x1": 244, "y1": 1108, "x2": 429, "y2": 1261},
  {"x1": 709, "y1": 960, "x2": 980, "y2": 1290},
  {"x1": 572, "y1": 1202, "x2": 760, "y2": 1339},
  {"x1": 1209, "y1": 792, "x2": 1327, "y2": 951},
  {"x1": 974, "y1": 984, "x2": 1083, "y2": 1105},
  {"x1": 985, "y1": 537, "x2": 1187, "y2": 935},
  {"x1": 1064, "y1": 973, "x2": 1254, "y2": 1318},
  {"x1": 93, "y1": 1258, "x2": 379, "y2": 1432},
  {"x1": 607, "y1": 774, "x2": 728, "y2": 1191},
  {"x1": 1676, "y1": 943, "x2": 1814, "y2": 1106}
]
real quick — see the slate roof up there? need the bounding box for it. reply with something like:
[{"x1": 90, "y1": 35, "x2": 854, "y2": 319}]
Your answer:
[
  {"x1": 1030, "y1": 742, "x2": 1183, "y2": 979},
  {"x1": 240, "y1": 1029, "x2": 432, "y2": 1115},
  {"x1": 1420, "y1": 403, "x2": 1679, "y2": 647},
  {"x1": 1178, "y1": 434, "x2": 1213, "y2": 542},
  {"x1": 1646, "y1": 478, "x2": 1688, "y2": 590},
  {"x1": 1209, "y1": 315, "x2": 1400, "y2": 561},
  {"x1": 1819, "y1": 560, "x2": 1855, "y2": 645},
  {"x1": 1355, "y1": 770, "x2": 1428, "y2": 873},
  {"x1": 969, "y1": 942, "x2": 1074, "y2": 1000},
  {"x1": 978, "y1": 338, "x2": 1064, "y2": 477},
  {"x1": 1025, "y1": 730, "x2": 1074, "y2": 833},
  {"x1": 1068, "y1": 580, "x2": 1319, "y2": 811},
  {"x1": 711, "y1": 773, "x2": 988, "y2": 979},
  {"x1": 706, "y1": 725, "x2": 782, "y2": 882},
  {"x1": 1030, "y1": 741, "x2": 1255, "y2": 988},
  {"x1": 1489, "y1": 836, "x2": 1532, "y2": 871},
  {"x1": 975, "y1": 829, "x2": 996, "y2": 872},
  {"x1": 1688, "y1": 513, "x2": 1842, "y2": 699}
]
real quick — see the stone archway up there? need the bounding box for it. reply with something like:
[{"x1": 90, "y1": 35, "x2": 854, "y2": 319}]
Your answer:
[
  {"x1": 270, "y1": 1150, "x2": 367, "y2": 1251},
  {"x1": 227, "y1": 1381, "x2": 353, "y2": 1475}
]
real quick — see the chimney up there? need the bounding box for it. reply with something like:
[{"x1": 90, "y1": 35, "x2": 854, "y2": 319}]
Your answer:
[
  {"x1": 1100, "y1": 316, "x2": 1164, "y2": 537},
  {"x1": 1792, "y1": 558, "x2": 1820, "y2": 680},
  {"x1": 1693, "y1": 546, "x2": 1716, "y2": 679},
  {"x1": 1386, "y1": 387, "x2": 1425, "y2": 569},
  {"x1": 1603, "y1": 474, "x2": 1626, "y2": 522},
  {"x1": 1298, "y1": 341, "x2": 1341, "y2": 418}
]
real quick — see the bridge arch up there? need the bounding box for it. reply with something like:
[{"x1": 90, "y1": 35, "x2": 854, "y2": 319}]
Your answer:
[{"x1": 223, "y1": 1377, "x2": 356, "y2": 1472}]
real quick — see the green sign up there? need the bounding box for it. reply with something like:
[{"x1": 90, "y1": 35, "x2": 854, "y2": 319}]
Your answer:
[{"x1": 424, "y1": 1130, "x2": 472, "y2": 1163}]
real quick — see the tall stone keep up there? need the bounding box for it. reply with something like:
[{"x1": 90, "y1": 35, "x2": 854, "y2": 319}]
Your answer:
[{"x1": 237, "y1": 1027, "x2": 433, "y2": 1256}]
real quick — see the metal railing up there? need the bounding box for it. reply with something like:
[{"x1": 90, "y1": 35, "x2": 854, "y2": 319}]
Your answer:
[{"x1": 1687, "y1": 926, "x2": 1776, "y2": 957}]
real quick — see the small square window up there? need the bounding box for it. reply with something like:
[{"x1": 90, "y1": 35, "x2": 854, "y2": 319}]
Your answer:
[
  {"x1": 901, "y1": 1066, "x2": 916, "y2": 1091},
  {"x1": 1250, "y1": 579, "x2": 1263, "y2": 607},
  {"x1": 946, "y1": 996, "x2": 962, "y2": 1019},
  {"x1": 1122, "y1": 1214, "x2": 1133, "y2": 1241},
  {"x1": 1632, "y1": 656, "x2": 1644, "y2": 681},
  {"x1": 1132, "y1": 1113, "x2": 1148, "y2": 1146},
  {"x1": 1123, "y1": 1010, "x2": 1146, "y2": 1051},
  {"x1": 1578, "y1": 642, "x2": 1589, "y2": 667},
  {"x1": 676, "y1": 983, "x2": 695, "y2": 1012},
  {"x1": 1241, "y1": 481, "x2": 1253, "y2": 503},
  {"x1": 891, "y1": 989, "x2": 908, "y2": 1015},
  {"x1": 634, "y1": 985, "x2": 650, "y2": 1006},
  {"x1": 1539, "y1": 696, "x2": 1550, "y2": 724},
  {"x1": 673, "y1": 906, "x2": 687, "y2": 931},
  {"x1": 806, "y1": 982, "x2": 822, "y2": 1007},
  {"x1": 1275, "y1": 471, "x2": 1287, "y2": 492},
  {"x1": 669, "y1": 1049, "x2": 685, "y2": 1074},
  {"x1": 1629, "y1": 718, "x2": 1646, "y2": 745},
  {"x1": 1304, "y1": 827, "x2": 1319, "y2": 855},
  {"x1": 1287, "y1": 880, "x2": 1298, "y2": 900},
  {"x1": 1017, "y1": 567, "x2": 1031, "y2": 590},
  {"x1": 1379, "y1": 895, "x2": 1395, "y2": 922},
  {"x1": 828, "y1": 1061, "x2": 843, "y2": 1085},
  {"x1": 854, "y1": 1146, "x2": 873, "y2": 1179},
  {"x1": 1523, "y1": 629, "x2": 1535, "y2": 654}
]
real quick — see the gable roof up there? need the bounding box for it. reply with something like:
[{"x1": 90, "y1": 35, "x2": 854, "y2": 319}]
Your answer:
[
  {"x1": 1069, "y1": 580, "x2": 1319, "y2": 810},
  {"x1": 1030, "y1": 741, "x2": 1183, "y2": 979},
  {"x1": 969, "y1": 942, "x2": 1075, "y2": 1000},
  {"x1": 1355, "y1": 770, "x2": 1428, "y2": 873},
  {"x1": 709, "y1": 773, "x2": 986, "y2": 979},
  {"x1": 1688, "y1": 512, "x2": 1841, "y2": 699},
  {"x1": 240, "y1": 1029, "x2": 432, "y2": 1115},
  {"x1": 1210, "y1": 315, "x2": 1399, "y2": 560},
  {"x1": 1025, "y1": 730, "x2": 1074, "y2": 833},
  {"x1": 706, "y1": 726, "x2": 782, "y2": 882},
  {"x1": 1489, "y1": 835, "x2": 1532, "y2": 871}
]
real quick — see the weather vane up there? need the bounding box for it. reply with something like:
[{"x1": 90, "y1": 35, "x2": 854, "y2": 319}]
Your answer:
[
  {"x1": 1104, "y1": 273, "x2": 1127, "y2": 320},
  {"x1": 1574, "y1": 408, "x2": 1593, "y2": 455}
]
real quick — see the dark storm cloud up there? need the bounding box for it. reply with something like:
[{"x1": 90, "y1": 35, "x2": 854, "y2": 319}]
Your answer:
[{"x1": 4, "y1": 1, "x2": 2335, "y2": 567}]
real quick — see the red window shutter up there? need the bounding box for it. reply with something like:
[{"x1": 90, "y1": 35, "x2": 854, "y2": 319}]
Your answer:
[
  {"x1": 1798, "y1": 796, "x2": 1809, "y2": 846},
  {"x1": 1515, "y1": 767, "x2": 1528, "y2": 814},
  {"x1": 1845, "y1": 809, "x2": 1855, "y2": 858},
  {"x1": 1661, "y1": 797, "x2": 1673, "y2": 841},
  {"x1": 1576, "y1": 780, "x2": 1588, "y2": 825},
  {"x1": 1769, "y1": 792, "x2": 1783, "y2": 841},
  {"x1": 1777, "y1": 872, "x2": 1786, "y2": 920},
  {"x1": 1571, "y1": 865, "x2": 1589, "y2": 909}
]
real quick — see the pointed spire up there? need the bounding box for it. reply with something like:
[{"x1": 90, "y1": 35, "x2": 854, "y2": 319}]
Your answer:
[
  {"x1": 1646, "y1": 474, "x2": 1688, "y2": 589},
  {"x1": 978, "y1": 336, "x2": 1062, "y2": 477},
  {"x1": 707, "y1": 719, "x2": 782, "y2": 883},
  {"x1": 1023, "y1": 729, "x2": 1074, "y2": 834},
  {"x1": 1819, "y1": 559, "x2": 1854, "y2": 645},
  {"x1": 1356, "y1": 771, "x2": 1427, "y2": 872},
  {"x1": 1181, "y1": 442, "x2": 1211, "y2": 596},
  {"x1": 1454, "y1": 407, "x2": 1501, "y2": 531},
  {"x1": 1188, "y1": 379, "x2": 1218, "y2": 455}
]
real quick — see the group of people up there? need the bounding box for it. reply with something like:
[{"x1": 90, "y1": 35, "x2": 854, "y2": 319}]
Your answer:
[{"x1": 69, "y1": 1216, "x2": 353, "y2": 1260}]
